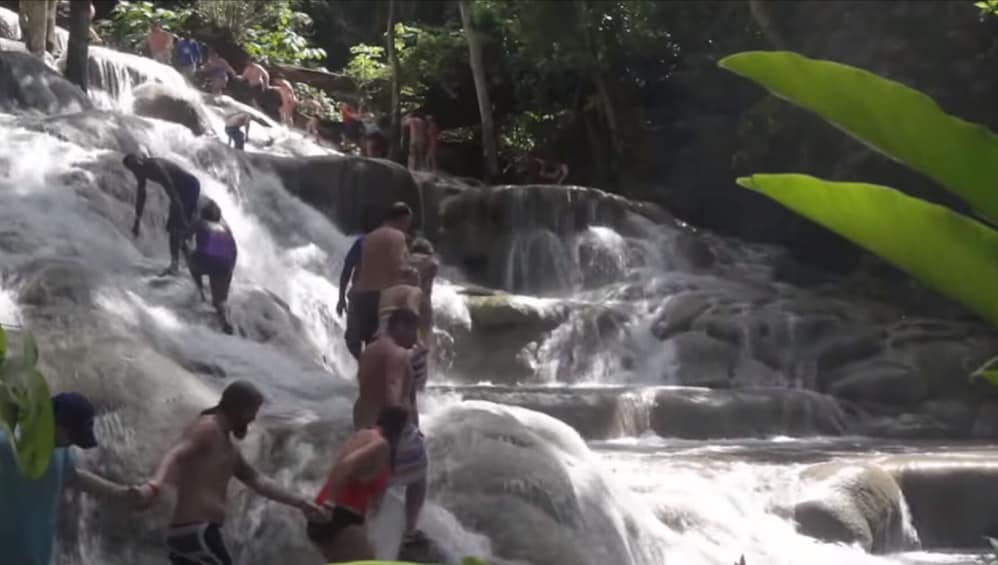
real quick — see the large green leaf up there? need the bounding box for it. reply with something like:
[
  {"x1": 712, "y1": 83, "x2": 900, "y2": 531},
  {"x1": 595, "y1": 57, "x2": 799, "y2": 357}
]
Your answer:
[
  {"x1": 736, "y1": 174, "x2": 998, "y2": 325},
  {"x1": 720, "y1": 51, "x2": 998, "y2": 221},
  {"x1": 0, "y1": 368, "x2": 54, "y2": 479}
]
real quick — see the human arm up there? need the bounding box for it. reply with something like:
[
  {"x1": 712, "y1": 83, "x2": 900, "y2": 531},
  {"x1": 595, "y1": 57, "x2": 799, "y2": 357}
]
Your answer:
[
  {"x1": 234, "y1": 454, "x2": 326, "y2": 520},
  {"x1": 72, "y1": 469, "x2": 131, "y2": 499},
  {"x1": 337, "y1": 237, "x2": 363, "y2": 316},
  {"x1": 132, "y1": 175, "x2": 147, "y2": 236}
]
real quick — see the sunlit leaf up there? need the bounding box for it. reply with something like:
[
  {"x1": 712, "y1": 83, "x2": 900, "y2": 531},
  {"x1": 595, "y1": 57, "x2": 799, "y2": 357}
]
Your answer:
[
  {"x1": 737, "y1": 174, "x2": 998, "y2": 326},
  {"x1": 720, "y1": 51, "x2": 998, "y2": 221},
  {"x1": 0, "y1": 368, "x2": 54, "y2": 480}
]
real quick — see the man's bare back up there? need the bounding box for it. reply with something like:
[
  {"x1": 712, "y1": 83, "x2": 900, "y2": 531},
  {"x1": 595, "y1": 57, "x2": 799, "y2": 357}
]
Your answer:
[
  {"x1": 354, "y1": 336, "x2": 411, "y2": 429},
  {"x1": 355, "y1": 226, "x2": 408, "y2": 292},
  {"x1": 168, "y1": 415, "x2": 241, "y2": 524}
]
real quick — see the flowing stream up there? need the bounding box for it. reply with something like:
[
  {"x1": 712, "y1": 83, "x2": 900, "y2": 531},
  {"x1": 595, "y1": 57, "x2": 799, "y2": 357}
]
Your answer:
[{"x1": 0, "y1": 37, "x2": 994, "y2": 565}]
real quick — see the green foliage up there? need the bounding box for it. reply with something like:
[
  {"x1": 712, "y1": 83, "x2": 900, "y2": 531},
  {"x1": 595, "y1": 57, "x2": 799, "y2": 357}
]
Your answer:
[
  {"x1": 95, "y1": 0, "x2": 194, "y2": 53},
  {"x1": 344, "y1": 23, "x2": 466, "y2": 111},
  {"x1": 96, "y1": 0, "x2": 326, "y2": 67},
  {"x1": 723, "y1": 51, "x2": 998, "y2": 338},
  {"x1": 0, "y1": 326, "x2": 55, "y2": 480},
  {"x1": 203, "y1": 1, "x2": 326, "y2": 66},
  {"x1": 737, "y1": 174, "x2": 998, "y2": 326},
  {"x1": 976, "y1": 0, "x2": 998, "y2": 18},
  {"x1": 720, "y1": 51, "x2": 998, "y2": 222}
]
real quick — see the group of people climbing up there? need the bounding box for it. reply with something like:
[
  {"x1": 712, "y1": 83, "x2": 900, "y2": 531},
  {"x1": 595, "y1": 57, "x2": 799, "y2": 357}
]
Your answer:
[
  {"x1": 1, "y1": 184, "x2": 439, "y2": 563},
  {"x1": 124, "y1": 153, "x2": 238, "y2": 334}
]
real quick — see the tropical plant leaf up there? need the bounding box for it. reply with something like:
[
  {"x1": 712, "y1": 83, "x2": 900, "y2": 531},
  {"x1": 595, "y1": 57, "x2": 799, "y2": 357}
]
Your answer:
[
  {"x1": 21, "y1": 331, "x2": 37, "y2": 371},
  {"x1": 736, "y1": 174, "x2": 998, "y2": 325},
  {"x1": 720, "y1": 51, "x2": 998, "y2": 221},
  {"x1": 0, "y1": 368, "x2": 54, "y2": 479}
]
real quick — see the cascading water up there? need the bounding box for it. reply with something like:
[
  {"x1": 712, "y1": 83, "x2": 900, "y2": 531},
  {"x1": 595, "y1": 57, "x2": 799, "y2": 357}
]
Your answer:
[{"x1": 1, "y1": 43, "x2": 996, "y2": 565}]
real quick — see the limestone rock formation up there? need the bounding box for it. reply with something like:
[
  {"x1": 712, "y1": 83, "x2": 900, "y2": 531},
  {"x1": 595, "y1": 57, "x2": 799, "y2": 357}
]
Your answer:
[
  {"x1": 794, "y1": 462, "x2": 914, "y2": 553},
  {"x1": 0, "y1": 50, "x2": 91, "y2": 114},
  {"x1": 131, "y1": 82, "x2": 211, "y2": 136}
]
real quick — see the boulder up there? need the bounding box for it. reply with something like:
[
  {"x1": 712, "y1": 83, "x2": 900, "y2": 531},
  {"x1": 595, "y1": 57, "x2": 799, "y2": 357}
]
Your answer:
[
  {"x1": 650, "y1": 290, "x2": 718, "y2": 340},
  {"x1": 426, "y1": 402, "x2": 655, "y2": 565},
  {"x1": 0, "y1": 50, "x2": 92, "y2": 115},
  {"x1": 256, "y1": 154, "x2": 424, "y2": 235},
  {"x1": 883, "y1": 455, "x2": 998, "y2": 548},
  {"x1": 451, "y1": 295, "x2": 568, "y2": 383},
  {"x1": 651, "y1": 387, "x2": 847, "y2": 438},
  {"x1": 793, "y1": 462, "x2": 914, "y2": 553},
  {"x1": 827, "y1": 361, "x2": 926, "y2": 407},
  {"x1": 438, "y1": 184, "x2": 669, "y2": 290},
  {"x1": 660, "y1": 331, "x2": 738, "y2": 386},
  {"x1": 131, "y1": 82, "x2": 210, "y2": 135}
]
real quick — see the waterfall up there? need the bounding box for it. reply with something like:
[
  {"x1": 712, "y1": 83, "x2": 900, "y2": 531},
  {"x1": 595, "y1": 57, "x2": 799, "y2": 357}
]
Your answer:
[{"x1": 1, "y1": 43, "x2": 994, "y2": 565}]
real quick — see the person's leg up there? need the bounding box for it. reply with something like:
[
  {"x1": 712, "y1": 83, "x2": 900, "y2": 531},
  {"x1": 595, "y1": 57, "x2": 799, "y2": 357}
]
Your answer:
[
  {"x1": 323, "y1": 525, "x2": 374, "y2": 562},
  {"x1": 187, "y1": 253, "x2": 206, "y2": 301},
  {"x1": 345, "y1": 294, "x2": 363, "y2": 360},
  {"x1": 209, "y1": 264, "x2": 235, "y2": 335},
  {"x1": 404, "y1": 478, "x2": 428, "y2": 541}
]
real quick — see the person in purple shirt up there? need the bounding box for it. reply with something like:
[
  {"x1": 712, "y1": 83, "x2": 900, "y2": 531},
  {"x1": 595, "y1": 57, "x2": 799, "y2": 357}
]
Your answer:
[{"x1": 188, "y1": 200, "x2": 238, "y2": 334}]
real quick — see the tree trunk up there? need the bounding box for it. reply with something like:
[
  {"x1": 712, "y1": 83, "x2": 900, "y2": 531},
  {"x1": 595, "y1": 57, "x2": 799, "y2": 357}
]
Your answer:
[
  {"x1": 19, "y1": 0, "x2": 48, "y2": 57},
  {"x1": 65, "y1": 0, "x2": 91, "y2": 92},
  {"x1": 386, "y1": 0, "x2": 402, "y2": 162},
  {"x1": 458, "y1": 0, "x2": 499, "y2": 181},
  {"x1": 575, "y1": 0, "x2": 622, "y2": 168}
]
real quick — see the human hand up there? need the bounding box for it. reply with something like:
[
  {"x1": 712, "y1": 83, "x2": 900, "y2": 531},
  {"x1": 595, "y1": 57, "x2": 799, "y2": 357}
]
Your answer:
[
  {"x1": 300, "y1": 499, "x2": 330, "y2": 523},
  {"x1": 128, "y1": 482, "x2": 160, "y2": 509},
  {"x1": 335, "y1": 298, "x2": 346, "y2": 317}
]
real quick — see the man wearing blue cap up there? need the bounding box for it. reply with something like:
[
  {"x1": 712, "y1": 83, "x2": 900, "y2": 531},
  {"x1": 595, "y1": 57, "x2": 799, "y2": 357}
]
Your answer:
[{"x1": 0, "y1": 392, "x2": 142, "y2": 565}]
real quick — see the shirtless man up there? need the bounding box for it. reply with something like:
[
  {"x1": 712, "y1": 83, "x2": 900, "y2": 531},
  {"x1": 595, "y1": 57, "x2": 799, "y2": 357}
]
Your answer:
[
  {"x1": 408, "y1": 237, "x2": 439, "y2": 348},
  {"x1": 272, "y1": 76, "x2": 297, "y2": 126},
  {"x1": 425, "y1": 116, "x2": 441, "y2": 173},
  {"x1": 224, "y1": 112, "x2": 252, "y2": 151},
  {"x1": 137, "y1": 381, "x2": 326, "y2": 565},
  {"x1": 353, "y1": 308, "x2": 428, "y2": 547},
  {"x1": 147, "y1": 23, "x2": 174, "y2": 64},
  {"x1": 241, "y1": 57, "x2": 269, "y2": 92},
  {"x1": 402, "y1": 113, "x2": 427, "y2": 171},
  {"x1": 346, "y1": 202, "x2": 412, "y2": 359},
  {"x1": 124, "y1": 154, "x2": 204, "y2": 276}
]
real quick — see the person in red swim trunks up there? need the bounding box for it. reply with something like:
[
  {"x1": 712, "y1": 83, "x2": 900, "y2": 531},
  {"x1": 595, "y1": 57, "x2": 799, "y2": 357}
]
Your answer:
[{"x1": 306, "y1": 405, "x2": 408, "y2": 562}]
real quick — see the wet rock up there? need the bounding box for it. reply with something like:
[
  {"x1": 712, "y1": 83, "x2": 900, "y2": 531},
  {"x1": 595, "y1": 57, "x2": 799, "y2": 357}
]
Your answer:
[
  {"x1": 650, "y1": 290, "x2": 717, "y2": 340},
  {"x1": 131, "y1": 83, "x2": 210, "y2": 136},
  {"x1": 651, "y1": 388, "x2": 847, "y2": 439},
  {"x1": 17, "y1": 258, "x2": 102, "y2": 311},
  {"x1": 883, "y1": 455, "x2": 998, "y2": 548},
  {"x1": 426, "y1": 402, "x2": 649, "y2": 565},
  {"x1": 257, "y1": 153, "x2": 424, "y2": 236},
  {"x1": 447, "y1": 386, "x2": 652, "y2": 440},
  {"x1": 0, "y1": 50, "x2": 92, "y2": 115},
  {"x1": 793, "y1": 462, "x2": 914, "y2": 553},
  {"x1": 671, "y1": 229, "x2": 716, "y2": 270},
  {"x1": 438, "y1": 184, "x2": 667, "y2": 290},
  {"x1": 452, "y1": 295, "x2": 568, "y2": 383},
  {"x1": 828, "y1": 361, "x2": 926, "y2": 407},
  {"x1": 813, "y1": 332, "x2": 885, "y2": 382},
  {"x1": 466, "y1": 295, "x2": 567, "y2": 331},
  {"x1": 660, "y1": 331, "x2": 737, "y2": 386}
]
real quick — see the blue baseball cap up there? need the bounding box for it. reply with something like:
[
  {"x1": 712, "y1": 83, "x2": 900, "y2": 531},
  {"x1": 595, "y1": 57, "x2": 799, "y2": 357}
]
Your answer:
[{"x1": 52, "y1": 393, "x2": 98, "y2": 449}]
